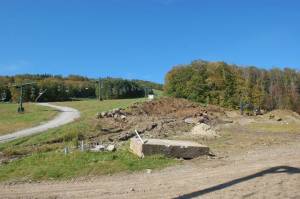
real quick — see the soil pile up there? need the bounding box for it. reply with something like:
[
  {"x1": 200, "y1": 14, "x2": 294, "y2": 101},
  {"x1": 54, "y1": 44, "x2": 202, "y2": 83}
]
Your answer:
[
  {"x1": 190, "y1": 123, "x2": 219, "y2": 139},
  {"x1": 93, "y1": 98, "x2": 225, "y2": 144}
]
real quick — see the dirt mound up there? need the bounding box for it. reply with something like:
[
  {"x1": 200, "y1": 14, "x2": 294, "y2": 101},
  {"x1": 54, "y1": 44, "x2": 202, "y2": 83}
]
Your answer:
[
  {"x1": 127, "y1": 97, "x2": 207, "y2": 118},
  {"x1": 93, "y1": 98, "x2": 225, "y2": 144},
  {"x1": 190, "y1": 123, "x2": 219, "y2": 139},
  {"x1": 265, "y1": 109, "x2": 300, "y2": 122}
]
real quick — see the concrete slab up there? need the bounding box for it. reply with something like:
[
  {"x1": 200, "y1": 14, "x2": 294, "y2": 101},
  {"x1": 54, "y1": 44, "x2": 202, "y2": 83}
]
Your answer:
[{"x1": 130, "y1": 138, "x2": 209, "y2": 159}]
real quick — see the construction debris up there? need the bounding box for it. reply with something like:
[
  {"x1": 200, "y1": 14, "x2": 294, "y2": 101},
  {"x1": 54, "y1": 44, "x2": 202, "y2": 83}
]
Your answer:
[
  {"x1": 93, "y1": 98, "x2": 225, "y2": 144},
  {"x1": 106, "y1": 144, "x2": 116, "y2": 152},
  {"x1": 190, "y1": 123, "x2": 220, "y2": 139},
  {"x1": 96, "y1": 108, "x2": 127, "y2": 119},
  {"x1": 130, "y1": 138, "x2": 209, "y2": 159},
  {"x1": 90, "y1": 144, "x2": 105, "y2": 152}
]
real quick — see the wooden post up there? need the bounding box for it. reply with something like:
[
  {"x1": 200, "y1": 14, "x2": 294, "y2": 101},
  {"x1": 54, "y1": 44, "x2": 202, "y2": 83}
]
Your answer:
[
  {"x1": 64, "y1": 147, "x2": 69, "y2": 155},
  {"x1": 80, "y1": 140, "x2": 84, "y2": 151}
]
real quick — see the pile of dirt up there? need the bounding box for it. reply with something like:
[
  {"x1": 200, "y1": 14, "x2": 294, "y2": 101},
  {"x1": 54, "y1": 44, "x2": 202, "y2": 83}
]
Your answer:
[
  {"x1": 127, "y1": 98, "x2": 207, "y2": 117},
  {"x1": 190, "y1": 123, "x2": 220, "y2": 139},
  {"x1": 93, "y1": 98, "x2": 226, "y2": 144},
  {"x1": 265, "y1": 110, "x2": 300, "y2": 122}
]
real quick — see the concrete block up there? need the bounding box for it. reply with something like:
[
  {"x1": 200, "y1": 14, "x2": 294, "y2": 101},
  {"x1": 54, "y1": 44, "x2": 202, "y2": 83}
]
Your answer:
[{"x1": 130, "y1": 138, "x2": 209, "y2": 159}]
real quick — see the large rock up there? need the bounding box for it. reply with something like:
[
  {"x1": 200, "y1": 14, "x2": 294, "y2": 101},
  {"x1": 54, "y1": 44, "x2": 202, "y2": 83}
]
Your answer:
[
  {"x1": 106, "y1": 144, "x2": 116, "y2": 152},
  {"x1": 130, "y1": 138, "x2": 209, "y2": 159}
]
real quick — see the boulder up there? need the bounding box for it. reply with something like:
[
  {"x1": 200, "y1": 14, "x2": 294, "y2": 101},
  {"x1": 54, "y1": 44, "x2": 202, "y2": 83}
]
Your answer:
[
  {"x1": 106, "y1": 144, "x2": 116, "y2": 152},
  {"x1": 101, "y1": 112, "x2": 107, "y2": 117},
  {"x1": 184, "y1": 117, "x2": 198, "y2": 124},
  {"x1": 90, "y1": 144, "x2": 105, "y2": 152},
  {"x1": 96, "y1": 112, "x2": 101, "y2": 119},
  {"x1": 118, "y1": 132, "x2": 136, "y2": 141},
  {"x1": 130, "y1": 138, "x2": 209, "y2": 159}
]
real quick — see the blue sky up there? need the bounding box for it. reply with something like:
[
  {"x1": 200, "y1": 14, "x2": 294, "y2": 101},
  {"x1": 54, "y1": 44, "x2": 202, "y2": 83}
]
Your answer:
[{"x1": 0, "y1": 0, "x2": 299, "y2": 83}]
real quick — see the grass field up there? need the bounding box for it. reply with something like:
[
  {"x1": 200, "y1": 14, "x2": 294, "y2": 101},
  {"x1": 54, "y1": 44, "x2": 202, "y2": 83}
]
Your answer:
[
  {"x1": 0, "y1": 147, "x2": 175, "y2": 182},
  {"x1": 0, "y1": 103, "x2": 57, "y2": 136},
  {"x1": 246, "y1": 122, "x2": 300, "y2": 133},
  {"x1": 0, "y1": 98, "x2": 176, "y2": 182}
]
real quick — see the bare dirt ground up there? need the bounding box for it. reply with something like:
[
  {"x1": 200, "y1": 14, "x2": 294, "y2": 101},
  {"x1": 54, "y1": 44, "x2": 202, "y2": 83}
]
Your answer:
[
  {"x1": 0, "y1": 141, "x2": 299, "y2": 199},
  {"x1": 1, "y1": 99, "x2": 300, "y2": 199}
]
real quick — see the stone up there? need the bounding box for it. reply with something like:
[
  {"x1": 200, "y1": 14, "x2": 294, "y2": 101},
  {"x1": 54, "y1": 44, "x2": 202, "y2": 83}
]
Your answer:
[
  {"x1": 101, "y1": 127, "x2": 122, "y2": 134},
  {"x1": 146, "y1": 123, "x2": 158, "y2": 131},
  {"x1": 130, "y1": 187, "x2": 135, "y2": 192},
  {"x1": 190, "y1": 123, "x2": 219, "y2": 139},
  {"x1": 146, "y1": 169, "x2": 152, "y2": 174},
  {"x1": 90, "y1": 144, "x2": 105, "y2": 152},
  {"x1": 130, "y1": 138, "x2": 209, "y2": 159},
  {"x1": 106, "y1": 144, "x2": 116, "y2": 152},
  {"x1": 112, "y1": 108, "x2": 121, "y2": 114},
  {"x1": 118, "y1": 132, "x2": 136, "y2": 141},
  {"x1": 96, "y1": 113, "x2": 102, "y2": 119},
  {"x1": 198, "y1": 115, "x2": 210, "y2": 124},
  {"x1": 184, "y1": 117, "x2": 198, "y2": 124},
  {"x1": 102, "y1": 112, "x2": 107, "y2": 116}
]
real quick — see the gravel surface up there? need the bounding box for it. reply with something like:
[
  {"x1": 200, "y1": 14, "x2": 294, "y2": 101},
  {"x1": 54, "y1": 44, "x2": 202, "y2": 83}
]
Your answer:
[{"x1": 1, "y1": 142, "x2": 299, "y2": 199}]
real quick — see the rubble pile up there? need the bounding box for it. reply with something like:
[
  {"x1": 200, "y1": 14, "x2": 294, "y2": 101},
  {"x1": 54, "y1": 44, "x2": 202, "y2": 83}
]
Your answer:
[
  {"x1": 190, "y1": 123, "x2": 220, "y2": 139},
  {"x1": 92, "y1": 98, "x2": 225, "y2": 144}
]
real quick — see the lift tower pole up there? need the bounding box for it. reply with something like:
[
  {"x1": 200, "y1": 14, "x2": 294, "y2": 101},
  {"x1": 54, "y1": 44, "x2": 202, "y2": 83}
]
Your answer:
[{"x1": 10, "y1": 82, "x2": 36, "y2": 113}]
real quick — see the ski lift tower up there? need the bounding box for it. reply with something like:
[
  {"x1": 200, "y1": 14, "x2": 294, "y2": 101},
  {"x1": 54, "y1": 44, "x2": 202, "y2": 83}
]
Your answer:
[
  {"x1": 10, "y1": 82, "x2": 36, "y2": 113},
  {"x1": 93, "y1": 78, "x2": 103, "y2": 101}
]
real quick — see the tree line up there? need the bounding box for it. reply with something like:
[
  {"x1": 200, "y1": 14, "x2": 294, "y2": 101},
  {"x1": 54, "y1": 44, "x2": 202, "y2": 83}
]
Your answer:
[
  {"x1": 0, "y1": 74, "x2": 162, "y2": 102},
  {"x1": 95, "y1": 78, "x2": 150, "y2": 100},
  {"x1": 165, "y1": 60, "x2": 300, "y2": 113}
]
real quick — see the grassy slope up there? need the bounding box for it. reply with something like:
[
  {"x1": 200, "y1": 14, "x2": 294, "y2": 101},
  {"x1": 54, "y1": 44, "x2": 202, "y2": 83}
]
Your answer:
[
  {"x1": 0, "y1": 98, "x2": 175, "y2": 182},
  {"x1": 0, "y1": 103, "x2": 57, "y2": 136}
]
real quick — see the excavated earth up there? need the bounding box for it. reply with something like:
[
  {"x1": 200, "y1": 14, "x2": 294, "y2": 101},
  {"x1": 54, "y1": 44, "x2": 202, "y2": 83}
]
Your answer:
[{"x1": 92, "y1": 98, "x2": 227, "y2": 145}]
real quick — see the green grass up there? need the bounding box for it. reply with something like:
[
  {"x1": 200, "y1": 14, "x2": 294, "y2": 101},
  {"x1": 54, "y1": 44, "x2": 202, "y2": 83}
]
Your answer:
[
  {"x1": 0, "y1": 98, "x2": 175, "y2": 182},
  {"x1": 246, "y1": 122, "x2": 300, "y2": 133},
  {"x1": 0, "y1": 148, "x2": 175, "y2": 182},
  {"x1": 0, "y1": 103, "x2": 57, "y2": 136},
  {"x1": 0, "y1": 98, "x2": 145, "y2": 152},
  {"x1": 153, "y1": 89, "x2": 165, "y2": 97}
]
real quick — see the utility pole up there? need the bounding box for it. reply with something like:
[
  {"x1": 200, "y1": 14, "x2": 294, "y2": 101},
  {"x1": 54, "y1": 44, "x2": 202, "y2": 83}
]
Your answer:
[
  {"x1": 93, "y1": 78, "x2": 103, "y2": 101},
  {"x1": 98, "y1": 77, "x2": 102, "y2": 101},
  {"x1": 10, "y1": 82, "x2": 36, "y2": 113}
]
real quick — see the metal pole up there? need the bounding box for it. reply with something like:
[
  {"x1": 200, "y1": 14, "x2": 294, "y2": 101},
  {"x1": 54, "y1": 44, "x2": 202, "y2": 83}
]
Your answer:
[
  {"x1": 18, "y1": 86, "x2": 24, "y2": 113},
  {"x1": 98, "y1": 78, "x2": 101, "y2": 101},
  {"x1": 135, "y1": 129, "x2": 144, "y2": 144}
]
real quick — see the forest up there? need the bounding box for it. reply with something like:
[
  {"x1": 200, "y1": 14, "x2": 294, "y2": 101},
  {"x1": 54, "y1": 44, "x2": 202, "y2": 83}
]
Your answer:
[
  {"x1": 0, "y1": 74, "x2": 162, "y2": 102},
  {"x1": 165, "y1": 60, "x2": 300, "y2": 113}
]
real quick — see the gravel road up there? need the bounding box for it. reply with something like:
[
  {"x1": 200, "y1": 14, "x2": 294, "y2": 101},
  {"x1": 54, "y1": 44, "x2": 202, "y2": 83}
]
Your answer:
[
  {"x1": 1, "y1": 142, "x2": 299, "y2": 199},
  {"x1": 0, "y1": 103, "x2": 80, "y2": 143}
]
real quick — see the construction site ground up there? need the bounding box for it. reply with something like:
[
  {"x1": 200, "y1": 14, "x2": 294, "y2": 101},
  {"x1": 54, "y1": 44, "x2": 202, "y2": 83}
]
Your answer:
[{"x1": 1, "y1": 98, "x2": 300, "y2": 198}]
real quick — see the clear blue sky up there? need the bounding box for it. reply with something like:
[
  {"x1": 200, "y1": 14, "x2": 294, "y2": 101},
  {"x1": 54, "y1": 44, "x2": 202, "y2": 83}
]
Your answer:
[{"x1": 1, "y1": 0, "x2": 299, "y2": 83}]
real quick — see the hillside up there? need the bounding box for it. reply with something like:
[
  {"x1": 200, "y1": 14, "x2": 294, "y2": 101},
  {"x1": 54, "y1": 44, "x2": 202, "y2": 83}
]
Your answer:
[
  {"x1": 0, "y1": 74, "x2": 163, "y2": 102},
  {"x1": 165, "y1": 60, "x2": 300, "y2": 113}
]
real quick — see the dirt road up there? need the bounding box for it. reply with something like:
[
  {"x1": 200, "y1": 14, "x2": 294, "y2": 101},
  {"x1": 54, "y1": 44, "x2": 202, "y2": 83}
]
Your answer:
[
  {"x1": 1, "y1": 141, "x2": 299, "y2": 199},
  {"x1": 0, "y1": 103, "x2": 80, "y2": 143}
]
